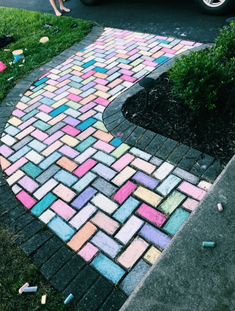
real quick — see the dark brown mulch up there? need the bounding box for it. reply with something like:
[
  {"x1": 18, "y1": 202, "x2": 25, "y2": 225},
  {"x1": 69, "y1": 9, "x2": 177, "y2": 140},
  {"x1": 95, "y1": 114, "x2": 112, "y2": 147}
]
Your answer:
[{"x1": 122, "y1": 73, "x2": 235, "y2": 164}]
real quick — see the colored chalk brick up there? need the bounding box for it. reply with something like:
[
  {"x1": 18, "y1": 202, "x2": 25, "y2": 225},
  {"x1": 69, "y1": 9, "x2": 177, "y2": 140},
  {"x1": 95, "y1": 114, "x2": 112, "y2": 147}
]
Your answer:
[
  {"x1": 67, "y1": 222, "x2": 97, "y2": 251},
  {"x1": 31, "y1": 193, "x2": 57, "y2": 216},
  {"x1": 114, "y1": 181, "x2": 137, "y2": 204},
  {"x1": 48, "y1": 216, "x2": 76, "y2": 242},
  {"x1": 163, "y1": 208, "x2": 190, "y2": 235},
  {"x1": 92, "y1": 254, "x2": 126, "y2": 284},
  {"x1": 137, "y1": 204, "x2": 167, "y2": 228}
]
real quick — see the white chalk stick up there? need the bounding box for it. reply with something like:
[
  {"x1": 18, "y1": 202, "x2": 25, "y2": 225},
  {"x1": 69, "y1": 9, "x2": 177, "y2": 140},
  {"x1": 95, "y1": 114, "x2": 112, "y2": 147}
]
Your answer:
[
  {"x1": 23, "y1": 286, "x2": 38, "y2": 293},
  {"x1": 41, "y1": 294, "x2": 47, "y2": 304},
  {"x1": 18, "y1": 282, "x2": 29, "y2": 294},
  {"x1": 217, "y1": 203, "x2": 224, "y2": 212}
]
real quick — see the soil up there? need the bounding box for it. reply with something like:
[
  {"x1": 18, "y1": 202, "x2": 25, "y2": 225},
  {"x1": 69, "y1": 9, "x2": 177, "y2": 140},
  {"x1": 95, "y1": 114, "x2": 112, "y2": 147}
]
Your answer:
[{"x1": 122, "y1": 73, "x2": 235, "y2": 164}]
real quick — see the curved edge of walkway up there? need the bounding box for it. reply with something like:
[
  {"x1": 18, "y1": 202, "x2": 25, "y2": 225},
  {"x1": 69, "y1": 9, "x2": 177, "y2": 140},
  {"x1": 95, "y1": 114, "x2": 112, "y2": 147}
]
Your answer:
[
  {"x1": 0, "y1": 25, "x2": 128, "y2": 310},
  {"x1": 121, "y1": 154, "x2": 235, "y2": 311},
  {"x1": 103, "y1": 43, "x2": 224, "y2": 183}
]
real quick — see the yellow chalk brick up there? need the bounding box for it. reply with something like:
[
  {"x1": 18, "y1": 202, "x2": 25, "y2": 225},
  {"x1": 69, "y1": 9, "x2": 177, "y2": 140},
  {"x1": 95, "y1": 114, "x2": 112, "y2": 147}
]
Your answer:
[
  {"x1": 44, "y1": 85, "x2": 57, "y2": 92},
  {"x1": 60, "y1": 135, "x2": 79, "y2": 147},
  {"x1": 112, "y1": 166, "x2": 136, "y2": 186},
  {"x1": 8, "y1": 117, "x2": 22, "y2": 126},
  {"x1": 144, "y1": 246, "x2": 162, "y2": 264},
  {"x1": 48, "y1": 114, "x2": 66, "y2": 125},
  {"x1": 80, "y1": 95, "x2": 96, "y2": 105},
  {"x1": 95, "y1": 91, "x2": 110, "y2": 99},
  {"x1": 16, "y1": 102, "x2": 28, "y2": 110},
  {"x1": 52, "y1": 98, "x2": 68, "y2": 108},
  {"x1": 134, "y1": 186, "x2": 162, "y2": 207},
  {"x1": 94, "y1": 121, "x2": 108, "y2": 132}
]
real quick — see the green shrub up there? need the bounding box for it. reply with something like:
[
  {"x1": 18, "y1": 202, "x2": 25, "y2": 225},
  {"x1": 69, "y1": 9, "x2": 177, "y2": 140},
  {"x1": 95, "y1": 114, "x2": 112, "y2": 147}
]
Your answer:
[{"x1": 169, "y1": 22, "x2": 235, "y2": 114}]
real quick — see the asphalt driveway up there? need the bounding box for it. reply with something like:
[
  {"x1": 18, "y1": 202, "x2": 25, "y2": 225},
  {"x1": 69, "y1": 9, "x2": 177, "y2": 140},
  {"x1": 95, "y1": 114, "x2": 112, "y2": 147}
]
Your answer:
[{"x1": 0, "y1": 0, "x2": 234, "y2": 43}]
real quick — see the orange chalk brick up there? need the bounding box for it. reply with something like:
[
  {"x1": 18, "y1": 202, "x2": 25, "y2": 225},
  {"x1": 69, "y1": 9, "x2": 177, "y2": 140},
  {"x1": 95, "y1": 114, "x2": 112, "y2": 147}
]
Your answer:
[{"x1": 67, "y1": 222, "x2": 97, "y2": 252}]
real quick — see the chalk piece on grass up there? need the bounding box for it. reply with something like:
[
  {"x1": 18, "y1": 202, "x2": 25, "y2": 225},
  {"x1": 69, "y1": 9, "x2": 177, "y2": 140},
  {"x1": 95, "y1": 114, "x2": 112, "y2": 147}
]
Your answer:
[
  {"x1": 41, "y1": 294, "x2": 47, "y2": 305},
  {"x1": 18, "y1": 282, "x2": 29, "y2": 294},
  {"x1": 202, "y1": 241, "x2": 216, "y2": 248},
  {"x1": 217, "y1": 203, "x2": 224, "y2": 212},
  {"x1": 23, "y1": 286, "x2": 38, "y2": 293},
  {"x1": 39, "y1": 37, "x2": 49, "y2": 44},
  {"x1": 64, "y1": 293, "x2": 74, "y2": 305}
]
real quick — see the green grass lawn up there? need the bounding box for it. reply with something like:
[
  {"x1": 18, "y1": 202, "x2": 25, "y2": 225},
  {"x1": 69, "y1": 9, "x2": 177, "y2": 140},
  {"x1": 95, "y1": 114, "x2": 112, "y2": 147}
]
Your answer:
[
  {"x1": 0, "y1": 7, "x2": 92, "y2": 102},
  {"x1": 0, "y1": 228, "x2": 75, "y2": 310}
]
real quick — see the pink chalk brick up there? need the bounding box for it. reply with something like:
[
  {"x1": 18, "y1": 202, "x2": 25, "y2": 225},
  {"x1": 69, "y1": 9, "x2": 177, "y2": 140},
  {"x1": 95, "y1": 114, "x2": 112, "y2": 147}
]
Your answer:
[
  {"x1": 182, "y1": 198, "x2": 199, "y2": 211},
  {"x1": 91, "y1": 211, "x2": 120, "y2": 235},
  {"x1": 38, "y1": 104, "x2": 53, "y2": 113},
  {"x1": 62, "y1": 125, "x2": 80, "y2": 137},
  {"x1": 31, "y1": 129, "x2": 49, "y2": 141},
  {"x1": 44, "y1": 131, "x2": 64, "y2": 145},
  {"x1": 74, "y1": 159, "x2": 97, "y2": 178},
  {"x1": 178, "y1": 181, "x2": 207, "y2": 201},
  {"x1": 162, "y1": 48, "x2": 176, "y2": 54},
  {"x1": 82, "y1": 71, "x2": 96, "y2": 79},
  {"x1": 51, "y1": 199, "x2": 76, "y2": 220},
  {"x1": 95, "y1": 78, "x2": 109, "y2": 85},
  {"x1": 79, "y1": 102, "x2": 96, "y2": 113},
  {"x1": 18, "y1": 175, "x2": 39, "y2": 193},
  {"x1": 78, "y1": 242, "x2": 99, "y2": 262},
  {"x1": 77, "y1": 127, "x2": 96, "y2": 141},
  {"x1": 121, "y1": 75, "x2": 136, "y2": 83},
  {"x1": 68, "y1": 94, "x2": 82, "y2": 102},
  {"x1": 13, "y1": 109, "x2": 25, "y2": 118},
  {"x1": 79, "y1": 110, "x2": 96, "y2": 121},
  {"x1": 0, "y1": 145, "x2": 14, "y2": 157},
  {"x1": 137, "y1": 203, "x2": 167, "y2": 227},
  {"x1": 95, "y1": 98, "x2": 110, "y2": 107},
  {"x1": 93, "y1": 140, "x2": 115, "y2": 153},
  {"x1": 118, "y1": 238, "x2": 149, "y2": 269},
  {"x1": 112, "y1": 153, "x2": 135, "y2": 171},
  {"x1": 16, "y1": 191, "x2": 37, "y2": 209},
  {"x1": 5, "y1": 157, "x2": 28, "y2": 176},
  {"x1": 114, "y1": 181, "x2": 137, "y2": 204}
]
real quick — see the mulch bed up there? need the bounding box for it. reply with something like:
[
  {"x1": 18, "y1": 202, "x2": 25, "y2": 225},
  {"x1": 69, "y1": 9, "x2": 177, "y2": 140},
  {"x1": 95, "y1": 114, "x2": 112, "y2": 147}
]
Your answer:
[{"x1": 122, "y1": 73, "x2": 235, "y2": 164}]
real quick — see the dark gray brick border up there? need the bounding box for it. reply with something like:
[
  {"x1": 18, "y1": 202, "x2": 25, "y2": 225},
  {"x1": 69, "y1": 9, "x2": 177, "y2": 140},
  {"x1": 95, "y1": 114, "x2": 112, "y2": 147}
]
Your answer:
[
  {"x1": 103, "y1": 44, "x2": 224, "y2": 183},
  {"x1": 0, "y1": 25, "x2": 127, "y2": 310}
]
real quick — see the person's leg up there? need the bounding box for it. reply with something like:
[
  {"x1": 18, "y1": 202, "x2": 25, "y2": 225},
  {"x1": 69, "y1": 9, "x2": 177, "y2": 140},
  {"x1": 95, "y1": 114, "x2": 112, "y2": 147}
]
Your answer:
[
  {"x1": 58, "y1": 0, "x2": 71, "y2": 12},
  {"x1": 49, "y1": 0, "x2": 62, "y2": 16}
]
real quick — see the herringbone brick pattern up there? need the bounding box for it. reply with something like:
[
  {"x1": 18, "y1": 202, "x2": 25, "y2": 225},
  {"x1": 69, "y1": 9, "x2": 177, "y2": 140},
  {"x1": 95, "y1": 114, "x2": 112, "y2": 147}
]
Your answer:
[{"x1": 0, "y1": 28, "x2": 210, "y2": 295}]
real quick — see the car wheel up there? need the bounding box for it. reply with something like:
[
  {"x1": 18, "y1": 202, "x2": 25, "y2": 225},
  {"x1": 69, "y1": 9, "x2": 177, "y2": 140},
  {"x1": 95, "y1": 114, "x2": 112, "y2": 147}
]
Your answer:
[
  {"x1": 80, "y1": 0, "x2": 99, "y2": 5},
  {"x1": 194, "y1": 0, "x2": 234, "y2": 15}
]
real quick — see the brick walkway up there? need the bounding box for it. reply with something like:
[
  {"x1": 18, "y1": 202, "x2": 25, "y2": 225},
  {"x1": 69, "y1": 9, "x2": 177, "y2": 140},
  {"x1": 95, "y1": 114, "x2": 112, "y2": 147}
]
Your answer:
[{"x1": 0, "y1": 28, "x2": 212, "y2": 300}]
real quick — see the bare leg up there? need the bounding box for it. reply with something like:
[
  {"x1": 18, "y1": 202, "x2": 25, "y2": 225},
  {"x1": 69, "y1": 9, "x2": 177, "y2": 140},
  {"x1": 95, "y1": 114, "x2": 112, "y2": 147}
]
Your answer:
[
  {"x1": 58, "y1": 0, "x2": 71, "y2": 12},
  {"x1": 49, "y1": 0, "x2": 62, "y2": 16}
]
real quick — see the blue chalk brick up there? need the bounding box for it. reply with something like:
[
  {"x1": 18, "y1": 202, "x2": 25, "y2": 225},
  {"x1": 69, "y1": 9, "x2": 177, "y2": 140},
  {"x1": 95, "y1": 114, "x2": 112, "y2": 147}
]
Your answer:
[
  {"x1": 54, "y1": 170, "x2": 78, "y2": 186},
  {"x1": 49, "y1": 105, "x2": 69, "y2": 117},
  {"x1": 155, "y1": 56, "x2": 169, "y2": 64},
  {"x1": 110, "y1": 138, "x2": 122, "y2": 147},
  {"x1": 113, "y1": 197, "x2": 140, "y2": 223},
  {"x1": 8, "y1": 146, "x2": 30, "y2": 162},
  {"x1": 76, "y1": 137, "x2": 97, "y2": 152},
  {"x1": 92, "y1": 254, "x2": 125, "y2": 284},
  {"x1": 34, "y1": 77, "x2": 49, "y2": 87},
  {"x1": 164, "y1": 208, "x2": 190, "y2": 235},
  {"x1": 48, "y1": 216, "x2": 76, "y2": 242},
  {"x1": 31, "y1": 193, "x2": 57, "y2": 216},
  {"x1": 22, "y1": 162, "x2": 42, "y2": 178},
  {"x1": 34, "y1": 120, "x2": 51, "y2": 131},
  {"x1": 94, "y1": 67, "x2": 107, "y2": 73},
  {"x1": 77, "y1": 118, "x2": 97, "y2": 131},
  {"x1": 22, "y1": 110, "x2": 38, "y2": 121},
  {"x1": 82, "y1": 60, "x2": 96, "y2": 69},
  {"x1": 39, "y1": 152, "x2": 61, "y2": 169}
]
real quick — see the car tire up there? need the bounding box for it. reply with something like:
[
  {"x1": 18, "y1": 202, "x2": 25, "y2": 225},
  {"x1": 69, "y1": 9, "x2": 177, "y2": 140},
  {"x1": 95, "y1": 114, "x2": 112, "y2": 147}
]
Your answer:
[
  {"x1": 80, "y1": 0, "x2": 99, "y2": 5},
  {"x1": 194, "y1": 0, "x2": 234, "y2": 15}
]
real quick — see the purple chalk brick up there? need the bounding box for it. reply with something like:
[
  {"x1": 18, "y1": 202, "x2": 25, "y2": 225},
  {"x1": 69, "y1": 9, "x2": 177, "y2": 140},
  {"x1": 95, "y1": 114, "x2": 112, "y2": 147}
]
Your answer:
[
  {"x1": 140, "y1": 224, "x2": 171, "y2": 250},
  {"x1": 132, "y1": 171, "x2": 159, "y2": 190},
  {"x1": 71, "y1": 187, "x2": 97, "y2": 210}
]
